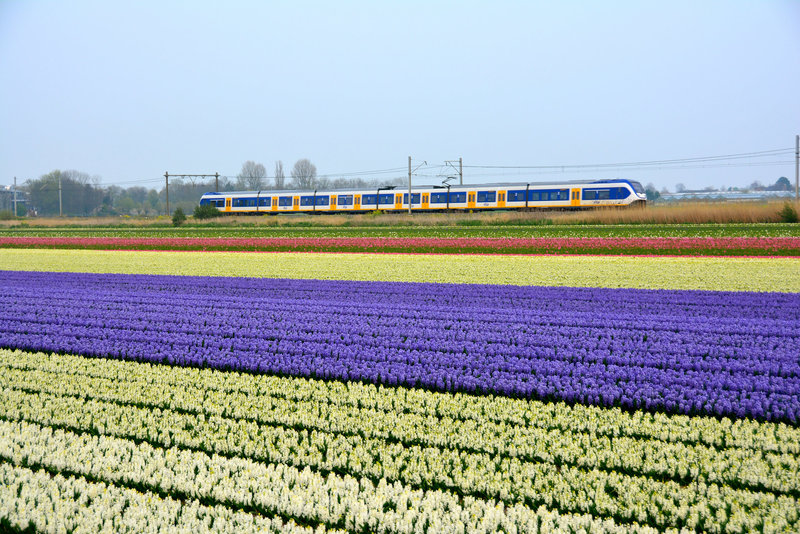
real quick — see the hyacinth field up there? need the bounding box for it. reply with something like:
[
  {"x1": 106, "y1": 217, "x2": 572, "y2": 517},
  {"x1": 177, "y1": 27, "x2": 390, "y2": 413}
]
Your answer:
[
  {"x1": 1, "y1": 235, "x2": 800, "y2": 255},
  {"x1": 0, "y1": 230, "x2": 799, "y2": 533}
]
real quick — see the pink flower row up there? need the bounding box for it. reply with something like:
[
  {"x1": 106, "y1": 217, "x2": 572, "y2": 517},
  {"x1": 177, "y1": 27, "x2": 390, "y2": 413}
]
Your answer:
[{"x1": 1, "y1": 236, "x2": 799, "y2": 254}]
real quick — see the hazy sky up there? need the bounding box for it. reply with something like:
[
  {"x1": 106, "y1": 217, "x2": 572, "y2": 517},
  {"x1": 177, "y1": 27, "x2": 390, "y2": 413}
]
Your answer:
[{"x1": 1, "y1": 1, "x2": 799, "y2": 191}]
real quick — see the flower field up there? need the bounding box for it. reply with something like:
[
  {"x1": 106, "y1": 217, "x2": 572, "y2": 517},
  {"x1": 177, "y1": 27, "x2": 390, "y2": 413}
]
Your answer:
[
  {"x1": 0, "y1": 248, "x2": 799, "y2": 291},
  {"x1": 0, "y1": 238, "x2": 799, "y2": 533},
  {"x1": 1, "y1": 236, "x2": 800, "y2": 255}
]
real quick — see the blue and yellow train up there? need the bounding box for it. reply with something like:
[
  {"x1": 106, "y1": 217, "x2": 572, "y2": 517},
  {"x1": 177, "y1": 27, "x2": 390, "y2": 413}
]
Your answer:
[{"x1": 199, "y1": 179, "x2": 647, "y2": 214}]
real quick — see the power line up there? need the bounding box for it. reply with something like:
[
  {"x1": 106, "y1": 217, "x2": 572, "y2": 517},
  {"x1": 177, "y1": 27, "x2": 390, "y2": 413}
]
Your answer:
[
  {"x1": 460, "y1": 160, "x2": 794, "y2": 180},
  {"x1": 463, "y1": 147, "x2": 795, "y2": 171}
]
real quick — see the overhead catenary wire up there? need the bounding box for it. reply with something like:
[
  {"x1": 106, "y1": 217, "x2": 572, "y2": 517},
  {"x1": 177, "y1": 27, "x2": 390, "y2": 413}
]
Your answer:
[
  {"x1": 461, "y1": 160, "x2": 796, "y2": 179},
  {"x1": 463, "y1": 148, "x2": 795, "y2": 171}
]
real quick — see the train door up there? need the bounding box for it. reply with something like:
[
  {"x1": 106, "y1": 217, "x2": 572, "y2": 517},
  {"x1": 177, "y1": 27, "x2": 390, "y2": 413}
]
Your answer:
[
  {"x1": 395, "y1": 194, "x2": 402, "y2": 210},
  {"x1": 271, "y1": 197, "x2": 277, "y2": 212},
  {"x1": 330, "y1": 195, "x2": 337, "y2": 211},
  {"x1": 571, "y1": 189, "x2": 580, "y2": 207},
  {"x1": 422, "y1": 193, "x2": 429, "y2": 209},
  {"x1": 225, "y1": 198, "x2": 231, "y2": 212},
  {"x1": 467, "y1": 192, "x2": 476, "y2": 209},
  {"x1": 355, "y1": 195, "x2": 361, "y2": 210},
  {"x1": 293, "y1": 197, "x2": 299, "y2": 211},
  {"x1": 497, "y1": 191, "x2": 506, "y2": 208}
]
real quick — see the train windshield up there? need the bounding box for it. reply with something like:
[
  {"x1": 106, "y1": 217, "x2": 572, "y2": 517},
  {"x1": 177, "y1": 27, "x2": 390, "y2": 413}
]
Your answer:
[{"x1": 629, "y1": 181, "x2": 645, "y2": 194}]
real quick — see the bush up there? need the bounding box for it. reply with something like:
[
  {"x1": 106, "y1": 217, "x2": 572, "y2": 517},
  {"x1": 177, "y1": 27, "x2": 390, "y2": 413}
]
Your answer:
[
  {"x1": 172, "y1": 208, "x2": 187, "y2": 227},
  {"x1": 193, "y1": 204, "x2": 222, "y2": 220},
  {"x1": 779, "y1": 203, "x2": 798, "y2": 223}
]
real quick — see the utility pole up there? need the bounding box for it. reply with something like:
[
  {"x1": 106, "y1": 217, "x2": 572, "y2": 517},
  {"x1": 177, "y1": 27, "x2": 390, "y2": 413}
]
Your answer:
[
  {"x1": 12, "y1": 177, "x2": 17, "y2": 217},
  {"x1": 215, "y1": 172, "x2": 219, "y2": 192},
  {"x1": 165, "y1": 172, "x2": 170, "y2": 216},
  {"x1": 445, "y1": 158, "x2": 463, "y2": 185},
  {"x1": 58, "y1": 173, "x2": 62, "y2": 217},
  {"x1": 795, "y1": 134, "x2": 798, "y2": 203},
  {"x1": 408, "y1": 156, "x2": 412, "y2": 215}
]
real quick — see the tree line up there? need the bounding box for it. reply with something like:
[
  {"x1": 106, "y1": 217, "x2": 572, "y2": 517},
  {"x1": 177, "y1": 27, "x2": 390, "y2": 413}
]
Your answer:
[{"x1": 17, "y1": 159, "x2": 404, "y2": 217}]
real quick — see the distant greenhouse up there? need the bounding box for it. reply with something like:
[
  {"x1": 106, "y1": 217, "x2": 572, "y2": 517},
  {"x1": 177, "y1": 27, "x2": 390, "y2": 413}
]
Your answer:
[{"x1": 660, "y1": 190, "x2": 795, "y2": 202}]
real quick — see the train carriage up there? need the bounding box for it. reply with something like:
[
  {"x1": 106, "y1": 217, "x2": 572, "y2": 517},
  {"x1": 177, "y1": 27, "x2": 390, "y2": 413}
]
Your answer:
[{"x1": 199, "y1": 179, "x2": 646, "y2": 215}]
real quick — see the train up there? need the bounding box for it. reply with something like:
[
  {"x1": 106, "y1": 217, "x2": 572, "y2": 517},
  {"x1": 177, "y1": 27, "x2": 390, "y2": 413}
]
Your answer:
[{"x1": 198, "y1": 179, "x2": 647, "y2": 214}]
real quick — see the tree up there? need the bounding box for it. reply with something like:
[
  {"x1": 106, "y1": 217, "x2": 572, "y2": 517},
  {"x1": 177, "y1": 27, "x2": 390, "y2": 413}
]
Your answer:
[
  {"x1": 290, "y1": 159, "x2": 317, "y2": 189},
  {"x1": 193, "y1": 204, "x2": 221, "y2": 219},
  {"x1": 644, "y1": 183, "x2": 661, "y2": 202},
  {"x1": 236, "y1": 161, "x2": 267, "y2": 190},
  {"x1": 172, "y1": 207, "x2": 186, "y2": 226},
  {"x1": 675, "y1": 183, "x2": 686, "y2": 193},
  {"x1": 147, "y1": 189, "x2": 161, "y2": 211},
  {"x1": 775, "y1": 177, "x2": 792, "y2": 191},
  {"x1": 116, "y1": 196, "x2": 138, "y2": 215},
  {"x1": 25, "y1": 169, "x2": 104, "y2": 216},
  {"x1": 127, "y1": 186, "x2": 149, "y2": 205},
  {"x1": 274, "y1": 161, "x2": 286, "y2": 190}
]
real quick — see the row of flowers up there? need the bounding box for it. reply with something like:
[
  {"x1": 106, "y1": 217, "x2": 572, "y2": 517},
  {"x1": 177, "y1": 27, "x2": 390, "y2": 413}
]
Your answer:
[
  {"x1": 1, "y1": 248, "x2": 799, "y2": 292},
  {"x1": 3, "y1": 353, "x2": 797, "y2": 497},
  {"x1": 2, "y1": 270, "x2": 798, "y2": 422},
  {"x1": 3, "y1": 225, "x2": 796, "y2": 239},
  {"x1": 1, "y1": 236, "x2": 799, "y2": 255},
  {"x1": 4, "y1": 349, "x2": 795, "y2": 456},
  {"x1": 0, "y1": 418, "x2": 666, "y2": 534},
  {"x1": 3, "y1": 382, "x2": 798, "y2": 533},
  {"x1": 0, "y1": 462, "x2": 335, "y2": 534}
]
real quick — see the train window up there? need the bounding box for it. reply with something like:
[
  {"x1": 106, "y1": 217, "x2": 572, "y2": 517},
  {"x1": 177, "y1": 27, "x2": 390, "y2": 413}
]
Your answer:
[
  {"x1": 597, "y1": 189, "x2": 611, "y2": 200},
  {"x1": 477, "y1": 191, "x2": 496, "y2": 203},
  {"x1": 279, "y1": 197, "x2": 292, "y2": 207},
  {"x1": 378, "y1": 194, "x2": 394, "y2": 205},
  {"x1": 582, "y1": 190, "x2": 597, "y2": 200},
  {"x1": 508, "y1": 190, "x2": 526, "y2": 202},
  {"x1": 616, "y1": 187, "x2": 630, "y2": 199},
  {"x1": 529, "y1": 191, "x2": 541, "y2": 202},
  {"x1": 555, "y1": 190, "x2": 568, "y2": 201},
  {"x1": 214, "y1": 200, "x2": 224, "y2": 208},
  {"x1": 233, "y1": 197, "x2": 257, "y2": 207},
  {"x1": 403, "y1": 193, "x2": 421, "y2": 204},
  {"x1": 362, "y1": 194, "x2": 377, "y2": 205},
  {"x1": 315, "y1": 196, "x2": 329, "y2": 206},
  {"x1": 300, "y1": 196, "x2": 315, "y2": 206},
  {"x1": 259, "y1": 197, "x2": 271, "y2": 207},
  {"x1": 449, "y1": 192, "x2": 467, "y2": 203},
  {"x1": 430, "y1": 193, "x2": 447, "y2": 203},
  {"x1": 338, "y1": 195, "x2": 353, "y2": 205},
  {"x1": 200, "y1": 199, "x2": 210, "y2": 206}
]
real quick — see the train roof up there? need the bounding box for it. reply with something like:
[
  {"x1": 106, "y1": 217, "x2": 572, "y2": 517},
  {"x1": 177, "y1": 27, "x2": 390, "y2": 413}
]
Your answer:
[{"x1": 201, "y1": 179, "x2": 642, "y2": 197}]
